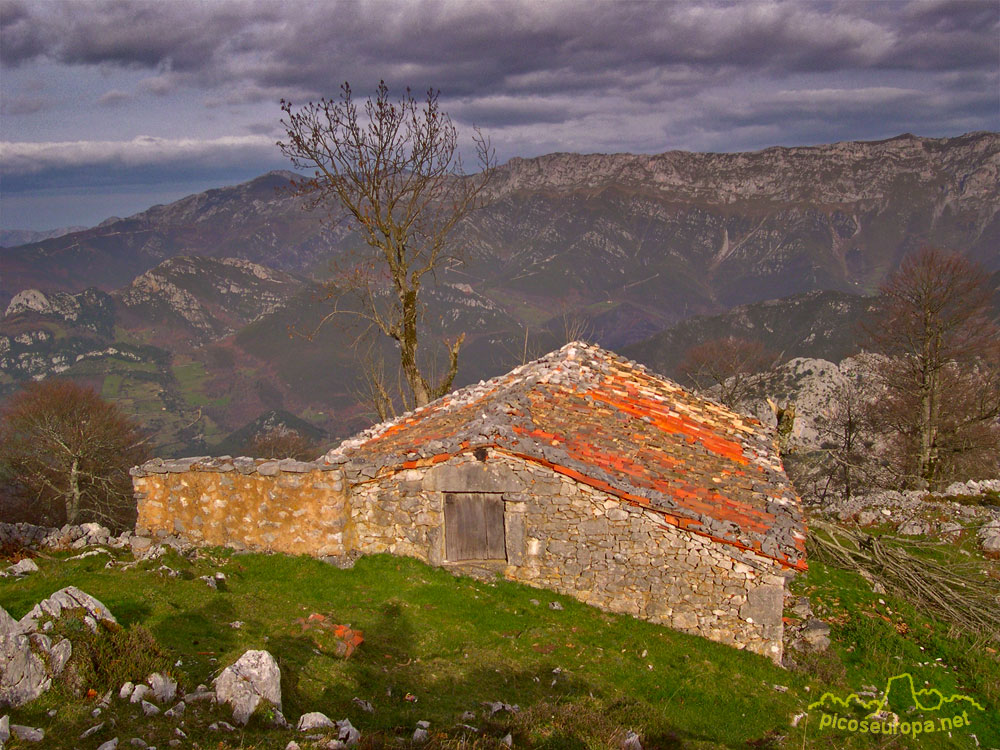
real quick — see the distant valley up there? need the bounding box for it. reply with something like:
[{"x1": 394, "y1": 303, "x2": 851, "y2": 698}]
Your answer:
[{"x1": 1, "y1": 132, "x2": 997, "y2": 455}]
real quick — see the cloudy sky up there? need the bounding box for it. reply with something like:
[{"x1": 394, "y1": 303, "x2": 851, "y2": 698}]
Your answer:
[{"x1": 2, "y1": 0, "x2": 998, "y2": 231}]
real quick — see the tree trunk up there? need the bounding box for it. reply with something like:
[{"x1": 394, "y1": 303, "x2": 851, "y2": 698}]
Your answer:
[
  {"x1": 66, "y1": 458, "x2": 81, "y2": 525},
  {"x1": 398, "y1": 288, "x2": 431, "y2": 407},
  {"x1": 917, "y1": 327, "x2": 944, "y2": 487}
]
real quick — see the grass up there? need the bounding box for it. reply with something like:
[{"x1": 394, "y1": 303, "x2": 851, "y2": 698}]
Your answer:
[
  {"x1": 1, "y1": 540, "x2": 997, "y2": 749},
  {"x1": 171, "y1": 360, "x2": 230, "y2": 408},
  {"x1": 101, "y1": 373, "x2": 123, "y2": 398}
]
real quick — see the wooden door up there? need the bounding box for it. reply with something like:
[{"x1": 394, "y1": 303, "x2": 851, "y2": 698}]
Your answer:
[{"x1": 444, "y1": 492, "x2": 506, "y2": 561}]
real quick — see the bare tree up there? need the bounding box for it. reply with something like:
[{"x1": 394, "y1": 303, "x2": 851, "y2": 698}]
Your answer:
[
  {"x1": 279, "y1": 81, "x2": 496, "y2": 414},
  {"x1": 817, "y1": 371, "x2": 881, "y2": 500},
  {"x1": 246, "y1": 427, "x2": 316, "y2": 461},
  {"x1": 678, "y1": 336, "x2": 780, "y2": 409},
  {"x1": 560, "y1": 309, "x2": 593, "y2": 345},
  {"x1": 0, "y1": 380, "x2": 150, "y2": 530},
  {"x1": 865, "y1": 248, "x2": 1000, "y2": 488}
]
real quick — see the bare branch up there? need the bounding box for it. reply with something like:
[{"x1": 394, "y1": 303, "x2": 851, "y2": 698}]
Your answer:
[{"x1": 279, "y1": 81, "x2": 496, "y2": 413}]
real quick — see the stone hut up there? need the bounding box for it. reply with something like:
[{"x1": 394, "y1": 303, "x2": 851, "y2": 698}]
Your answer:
[{"x1": 133, "y1": 342, "x2": 806, "y2": 662}]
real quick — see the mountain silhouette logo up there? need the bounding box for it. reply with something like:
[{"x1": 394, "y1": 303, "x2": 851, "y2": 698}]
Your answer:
[{"x1": 808, "y1": 673, "x2": 984, "y2": 719}]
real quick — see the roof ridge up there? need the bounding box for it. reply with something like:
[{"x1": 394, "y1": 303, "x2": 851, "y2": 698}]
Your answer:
[{"x1": 326, "y1": 341, "x2": 626, "y2": 459}]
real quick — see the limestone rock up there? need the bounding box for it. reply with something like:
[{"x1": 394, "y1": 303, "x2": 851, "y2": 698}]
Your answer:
[
  {"x1": 80, "y1": 722, "x2": 105, "y2": 738},
  {"x1": 97, "y1": 739, "x2": 119, "y2": 750},
  {"x1": 148, "y1": 672, "x2": 177, "y2": 703},
  {"x1": 213, "y1": 649, "x2": 282, "y2": 725},
  {"x1": 183, "y1": 689, "x2": 215, "y2": 703},
  {"x1": 336, "y1": 718, "x2": 361, "y2": 746},
  {"x1": 0, "y1": 714, "x2": 8, "y2": 743},
  {"x1": 10, "y1": 723, "x2": 44, "y2": 742},
  {"x1": 297, "y1": 711, "x2": 335, "y2": 731},
  {"x1": 898, "y1": 519, "x2": 931, "y2": 536},
  {"x1": 129, "y1": 536, "x2": 153, "y2": 555},
  {"x1": 788, "y1": 596, "x2": 812, "y2": 619},
  {"x1": 5, "y1": 558, "x2": 39, "y2": 576},
  {"x1": 622, "y1": 730, "x2": 642, "y2": 749},
  {"x1": 0, "y1": 607, "x2": 21, "y2": 637},
  {"x1": 798, "y1": 619, "x2": 831, "y2": 651},
  {"x1": 48, "y1": 637, "x2": 73, "y2": 675},
  {"x1": 0, "y1": 633, "x2": 51, "y2": 707},
  {"x1": 18, "y1": 586, "x2": 117, "y2": 633},
  {"x1": 414, "y1": 719, "x2": 432, "y2": 742},
  {"x1": 939, "y1": 522, "x2": 964, "y2": 541},
  {"x1": 351, "y1": 697, "x2": 374, "y2": 713},
  {"x1": 484, "y1": 701, "x2": 520, "y2": 716},
  {"x1": 856, "y1": 510, "x2": 880, "y2": 527}
]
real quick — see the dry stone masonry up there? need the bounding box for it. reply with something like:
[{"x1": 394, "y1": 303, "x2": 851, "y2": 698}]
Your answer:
[{"x1": 133, "y1": 343, "x2": 808, "y2": 662}]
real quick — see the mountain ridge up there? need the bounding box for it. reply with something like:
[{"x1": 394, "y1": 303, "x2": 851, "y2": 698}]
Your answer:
[{"x1": 3, "y1": 132, "x2": 997, "y2": 314}]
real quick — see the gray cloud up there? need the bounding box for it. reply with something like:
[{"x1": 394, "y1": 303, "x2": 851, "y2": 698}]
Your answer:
[
  {"x1": 97, "y1": 89, "x2": 132, "y2": 107},
  {"x1": 2, "y1": 0, "x2": 997, "y2": 231},
  {"x1": 0, "y1": 135, "x2": 276, "y2": 176},
  {"x1": 2, "y1": 0, "x2": 996, "y2": 139},
  {"x1": 5, "y1": 1, "x2": 997, "y2": 93},
  {"x1": 0, "y1": 93, "x2": 48, "y2": 115}
]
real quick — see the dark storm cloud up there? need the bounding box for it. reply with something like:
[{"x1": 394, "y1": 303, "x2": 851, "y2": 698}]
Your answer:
[
  {"x1": 5, "y1": 1, "x2": 998, "y2": 102},
  {"x1": 0, "y1": 0, "x2": 278, "y2": 70},
  {"x1": 0, "y1": 0, "x2": 46, "y2": 64}
]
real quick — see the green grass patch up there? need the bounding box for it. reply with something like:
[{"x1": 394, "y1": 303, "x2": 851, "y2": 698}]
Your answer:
[{"x1": 101, "y1": 373, "x2": 123, "y2": 398}]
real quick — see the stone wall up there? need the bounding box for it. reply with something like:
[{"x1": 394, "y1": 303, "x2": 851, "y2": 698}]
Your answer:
[
  {"x1": 342, "y1": 449, "x2": 788, "y2": 662},
  {"x1": 133, "y1": 457, "x2": 350, "y2": 557},
  {"x1": 133, "y1": 450, "x2": 790, "y2": 662}
]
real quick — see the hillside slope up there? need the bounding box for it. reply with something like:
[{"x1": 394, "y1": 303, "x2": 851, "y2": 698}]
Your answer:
[{"x1": 1, "y1": 534, "x2": 996, "y2": 749}]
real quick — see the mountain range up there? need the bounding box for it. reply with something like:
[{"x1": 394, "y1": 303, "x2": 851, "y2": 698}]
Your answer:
[{"x1": 1, "y1": 132, "x2": 997, "y2": 454}]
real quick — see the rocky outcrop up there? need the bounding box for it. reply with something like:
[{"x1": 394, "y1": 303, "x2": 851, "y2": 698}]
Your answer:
[
  {"x1": 0, "y1": 587, "x2": 115, "y2": 708},
  {"x1": 813, "y1": 480, "x2": 1000, "y2": 554},
  {"x1": 1, "y1": 521, "x2": 132, "y2": 552},
  {"x1": 113, "y1": 256, "x2": 302, "y2": 343},
  {"x1": 213, "y1": 650, "x2": 282, "y2": 725}
]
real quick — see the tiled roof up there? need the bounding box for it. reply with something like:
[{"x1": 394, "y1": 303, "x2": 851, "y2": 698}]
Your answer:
[{"x1": 324, "y1": 342, "x2": 807, "y2": 569}]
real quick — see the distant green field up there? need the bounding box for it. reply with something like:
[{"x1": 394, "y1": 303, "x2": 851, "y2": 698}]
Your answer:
[{"x1": 1, "y1": 533, "x2": 996, "y2": 749}]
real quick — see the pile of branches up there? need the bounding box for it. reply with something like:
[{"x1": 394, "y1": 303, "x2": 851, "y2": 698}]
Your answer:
[{"x1": 807, "y1": 519, "x2": 1000, "y2": 639}]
